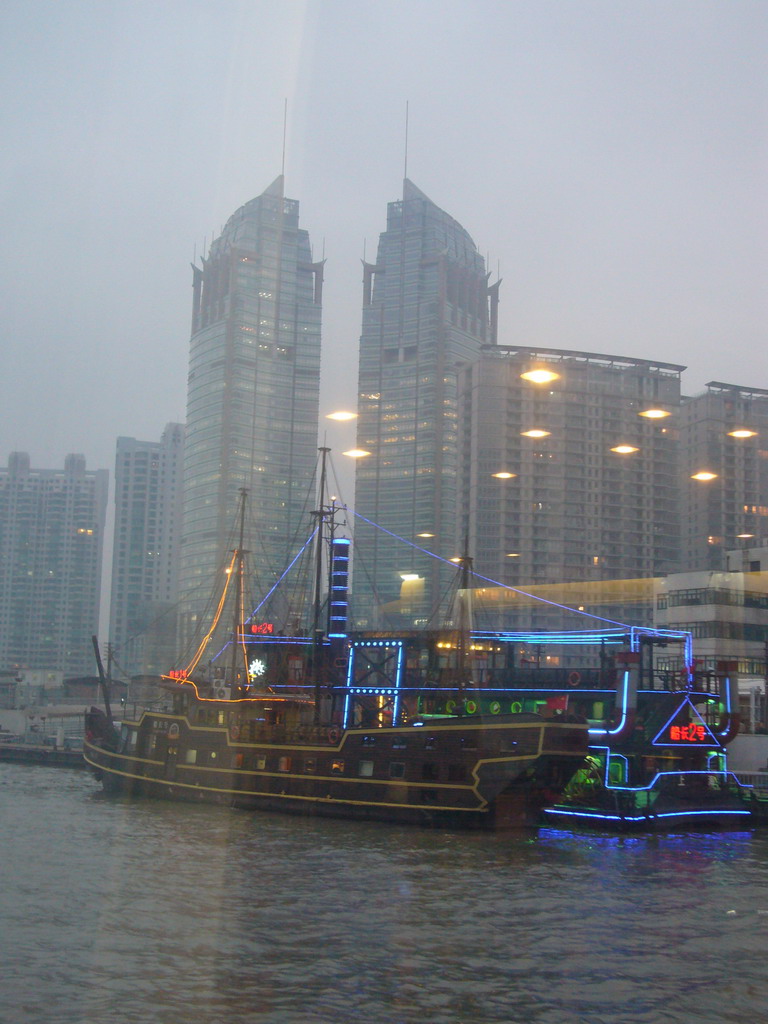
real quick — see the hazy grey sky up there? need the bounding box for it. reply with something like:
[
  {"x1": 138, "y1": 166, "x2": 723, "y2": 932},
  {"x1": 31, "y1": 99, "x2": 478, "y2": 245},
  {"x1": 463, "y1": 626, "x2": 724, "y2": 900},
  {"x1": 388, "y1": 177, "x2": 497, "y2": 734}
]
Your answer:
[{"x1": 1, "y1": 0, "x2": 766, "y2": 475}]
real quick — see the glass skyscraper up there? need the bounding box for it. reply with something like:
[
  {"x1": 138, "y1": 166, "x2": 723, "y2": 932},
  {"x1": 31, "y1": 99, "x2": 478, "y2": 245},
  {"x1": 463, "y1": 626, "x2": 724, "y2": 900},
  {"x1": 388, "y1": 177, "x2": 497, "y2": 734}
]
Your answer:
[
  {"x1": 354, "y1": 180, "x2": 497, "y2": 626},
  {"x1": 110, "y1": 423, "x2": 184, "y2": 676},
  {"x1": 179, "y1": 176, "x2": 323, "y2": 649},
  {"x1": 0, "y1": 452, "x2": 108, "y2": 678}
]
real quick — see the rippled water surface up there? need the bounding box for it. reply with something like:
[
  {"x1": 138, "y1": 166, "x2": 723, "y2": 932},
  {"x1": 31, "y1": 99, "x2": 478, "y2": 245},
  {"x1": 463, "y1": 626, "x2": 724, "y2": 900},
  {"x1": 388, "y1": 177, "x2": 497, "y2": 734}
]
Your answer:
[{"x1": 2, "y1": 764, "x2": 767, "y2": 1023}]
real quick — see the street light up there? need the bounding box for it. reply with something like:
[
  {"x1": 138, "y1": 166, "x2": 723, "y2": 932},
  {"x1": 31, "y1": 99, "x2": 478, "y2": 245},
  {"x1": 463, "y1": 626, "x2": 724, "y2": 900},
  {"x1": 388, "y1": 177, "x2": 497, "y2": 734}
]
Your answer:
[{"x1": 520, "y1": 368, "x2": 560, "y2": 384}]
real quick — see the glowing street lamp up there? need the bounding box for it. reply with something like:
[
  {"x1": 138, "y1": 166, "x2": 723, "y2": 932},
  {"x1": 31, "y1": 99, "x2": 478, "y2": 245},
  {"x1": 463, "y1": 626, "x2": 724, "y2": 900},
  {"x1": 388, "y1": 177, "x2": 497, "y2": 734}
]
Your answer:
[
  {"x1": 691, "y1": 471, "x2": 718, "y2": 481},
  {"x1": 521, "y1": 429, "x2": 551, "y2": 438},
  {"x1": 492, "y1": 471, "x2": 516, "y2": 479},
  {"x1": 638, "y1": 408, "x2": 670, "y2": 419},
  {"x1": 611, "y1": 445, "x2": 639, "y2": 454},
  {"x1": 520, "y1": 368, "x2": 560, "y2": 384},
  {"x1": 728, "y1": 429, "x2": 757, "y2": 438},
  {"x1": 325, "y1": 410, "x2": 358, "y2": 421},
  {"x1": 343, "y1": 448, "x2": 371, "y2": 459}
]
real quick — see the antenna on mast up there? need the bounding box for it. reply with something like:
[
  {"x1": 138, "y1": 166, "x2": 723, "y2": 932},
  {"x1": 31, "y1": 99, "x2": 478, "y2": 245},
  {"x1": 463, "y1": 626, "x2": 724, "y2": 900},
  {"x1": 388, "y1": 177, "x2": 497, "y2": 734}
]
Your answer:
[
  {"x1": 281, "y1": 98, "x2": 288, "y2": 178},
  {"x1": 403, "y1": 100, "x2": 409, "y2": 182}
]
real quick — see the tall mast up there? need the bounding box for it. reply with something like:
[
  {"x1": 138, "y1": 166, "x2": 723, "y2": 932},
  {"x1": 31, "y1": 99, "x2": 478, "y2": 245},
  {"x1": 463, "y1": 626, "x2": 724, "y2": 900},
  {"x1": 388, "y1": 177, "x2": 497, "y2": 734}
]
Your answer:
[
  {"x1": 312, "y1": 448, "x2": 330, "y2": 722},
  {"x1": 456, "y1": 532, "x2": 473, "y2": 694},
  {"x1": 230, "y1": 488, "x2": 249, "y2": 692}
]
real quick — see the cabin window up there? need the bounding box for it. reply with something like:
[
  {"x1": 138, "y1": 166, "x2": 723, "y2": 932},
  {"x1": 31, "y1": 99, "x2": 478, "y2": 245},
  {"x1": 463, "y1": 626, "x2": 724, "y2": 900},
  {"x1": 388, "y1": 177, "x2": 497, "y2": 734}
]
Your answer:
[
  {"x1": 148, "y1": 735, "x2": 157, "y2": 756},
  {"x1": 424, "y1": 736, "x2": 437, "y2": 750},
  {"x1": 209, "y1": 751, "x2": 217, "y2": 762},
  {"x1": 389, "y1": 762, "x2": 405, "y2": 779},
  {"x1": 422, "y1": 762, "x2": 439, "y2": 781},
  {"x1": 448, "y1": 763, "x2": 466, "y2": 782},
  {"x1": 358, "y1": 760, "x2": 374, "y2": 777},
  {"x1": 185, "y1": 749, "x2": 197, "y2": 764},
  {"x1": 331, "y1": 760, "x2": 345, "y2": 774},
  {"x1": 392, "y1": 737, "x2": 407, "y2": 750},
  {"x1": 217, "y1": 712, "x2": 226, "y2": 726},
  {"x1": 255, "y1": 756, "x2": 266, "y2": 770},
  {"x1": 278, "y1": 756, "x2": 292, "y2": 772},
  {"x1": 460, "y1": 736, "x2": 477, "y2": 751},
  {"x1": 303, "y1": 759, "x2": 315, "y2": 772},
  {"x1": 362, "y1": 735, "x2": 376, "y2": 747},
  {"x1": 420, "y1": 789, "x2": 439, "y2": 803},
  {"x1": 233, "y1": 753, "x2": 244, "y2": 769}
]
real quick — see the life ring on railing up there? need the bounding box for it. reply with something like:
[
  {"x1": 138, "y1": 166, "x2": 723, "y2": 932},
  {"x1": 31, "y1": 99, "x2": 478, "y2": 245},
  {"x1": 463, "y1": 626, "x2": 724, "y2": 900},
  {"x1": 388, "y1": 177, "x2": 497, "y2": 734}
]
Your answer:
[
  {"x1": 490, "y1": 701, "x2": 501, "y2": 715},
  {"x1": 230, "y1": 725, "x2": 240, "y2": 741},
  {"x1": 568, "y1": 671, "x2": 581, "y2": 687},
  {"x1": 328, "y1": 728, "x2": 339, "y2": 744},
  {"x1": 446, "y1": 699, "x2": 456, "y2": 713},
  {"x1": 168, "y1": 723, "x2": 180, "y2": 739},
  {"x1": 510, "y1": 701, "x2": 523, "y2": 714},
  {"x1": 465, "y1": 700, "x2": 478, "y2": 715}
]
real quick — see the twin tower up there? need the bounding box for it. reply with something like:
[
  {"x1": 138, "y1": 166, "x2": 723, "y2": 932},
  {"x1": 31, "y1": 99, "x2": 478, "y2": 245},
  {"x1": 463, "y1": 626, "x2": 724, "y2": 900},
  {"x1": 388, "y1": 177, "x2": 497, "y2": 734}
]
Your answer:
[{"x1": 180, "y1": 175, "x2": 498, "y2": 636}]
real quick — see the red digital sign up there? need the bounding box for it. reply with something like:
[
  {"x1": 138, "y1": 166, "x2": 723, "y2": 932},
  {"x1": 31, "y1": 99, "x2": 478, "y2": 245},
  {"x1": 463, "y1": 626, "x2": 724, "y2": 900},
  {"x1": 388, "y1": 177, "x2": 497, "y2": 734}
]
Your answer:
[
  {"x1": 249, "y1": 622, "x2": 274, "y2": 635},
  {"x1": 168, "y1": 669, "x2": 188, "y2": 680},
  {"x1": 667, "y1": 723, "x2": 707, "y2": 743}
]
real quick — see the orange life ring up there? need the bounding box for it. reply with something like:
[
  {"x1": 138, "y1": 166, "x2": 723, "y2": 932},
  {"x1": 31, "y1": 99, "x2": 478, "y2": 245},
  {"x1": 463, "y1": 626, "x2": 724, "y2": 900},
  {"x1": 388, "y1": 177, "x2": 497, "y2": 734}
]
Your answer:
[
  {"x1": 230, "y1": 724, "x2": 240, "y2": 741},
  {"x1": 568, "y1": 672, "x2": 581, "y2": 687},
  {"x1": 328, "y1": 728, "x2": 339, "y2": 744},
  {"x1": 465, "y1": 700, "x2": 478, "y2": 715}
]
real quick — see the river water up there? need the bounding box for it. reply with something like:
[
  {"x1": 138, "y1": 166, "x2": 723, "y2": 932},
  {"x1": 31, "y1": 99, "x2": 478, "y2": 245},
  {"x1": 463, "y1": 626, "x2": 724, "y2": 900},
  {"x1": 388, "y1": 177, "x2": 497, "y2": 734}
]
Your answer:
[{"x1": 1, "y1": 763, "x2": 767, "y2": 1024}]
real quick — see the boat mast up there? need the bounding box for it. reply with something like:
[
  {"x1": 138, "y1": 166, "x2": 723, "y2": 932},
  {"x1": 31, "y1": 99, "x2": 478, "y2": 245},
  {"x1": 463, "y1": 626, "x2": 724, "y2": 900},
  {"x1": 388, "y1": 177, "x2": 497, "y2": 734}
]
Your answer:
[
  {"x1": 312, "y1": 447, "x2": 330, "y2": 723},
  {"x1": 456, "y1": 532, "x2": 473, "y2": 694},
  {"x1": 230, "y1": 487, "x2": 249, "y2": 693}
]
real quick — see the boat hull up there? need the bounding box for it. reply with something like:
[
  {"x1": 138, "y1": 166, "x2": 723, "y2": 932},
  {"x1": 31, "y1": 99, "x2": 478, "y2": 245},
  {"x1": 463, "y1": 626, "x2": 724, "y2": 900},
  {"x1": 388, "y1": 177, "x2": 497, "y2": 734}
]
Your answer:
[
  {"x1": 542, "y1": 773, "x2": 755, "y2": 831},
  {"x1": 85, "y1": 713, "x2": 587, "y2": 829}
]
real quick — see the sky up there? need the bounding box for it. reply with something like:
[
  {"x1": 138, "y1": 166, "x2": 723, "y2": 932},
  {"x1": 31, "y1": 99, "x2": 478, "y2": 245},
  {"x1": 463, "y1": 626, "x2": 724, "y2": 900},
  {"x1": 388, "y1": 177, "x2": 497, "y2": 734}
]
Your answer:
[{"x1": 1, "y1": 0, "x2": 766, "y2": 481}]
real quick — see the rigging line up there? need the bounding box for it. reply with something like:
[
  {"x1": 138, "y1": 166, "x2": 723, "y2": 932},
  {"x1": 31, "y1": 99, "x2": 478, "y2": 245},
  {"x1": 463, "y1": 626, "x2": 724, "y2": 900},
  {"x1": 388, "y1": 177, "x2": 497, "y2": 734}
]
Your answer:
[
  {"x1": 184, "y1": 552, "x2": 239, "y2": 675},
  {"x1": 245, "y1": 528, "x2": 318, "y2": 622},
  {"x1": 348, "y1": 508, "x2": 628, "y2": 627}
]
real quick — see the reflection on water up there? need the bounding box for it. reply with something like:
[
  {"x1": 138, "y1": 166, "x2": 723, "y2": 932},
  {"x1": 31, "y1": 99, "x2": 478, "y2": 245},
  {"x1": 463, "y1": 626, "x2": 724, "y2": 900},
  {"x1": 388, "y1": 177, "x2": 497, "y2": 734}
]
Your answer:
[{"x1": 1, "y1": 765, "x2": 767, "y2": 1024}]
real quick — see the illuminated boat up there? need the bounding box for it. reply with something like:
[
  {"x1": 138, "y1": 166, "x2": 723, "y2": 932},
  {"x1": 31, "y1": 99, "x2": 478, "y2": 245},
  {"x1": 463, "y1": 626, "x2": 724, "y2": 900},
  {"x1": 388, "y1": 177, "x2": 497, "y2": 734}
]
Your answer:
[
  {"x1": 541, "y1": 650, "x2": 755, "y2": 830},
  {"x1": 84, "y1": 468, "x2": 589, "y2": 829}
]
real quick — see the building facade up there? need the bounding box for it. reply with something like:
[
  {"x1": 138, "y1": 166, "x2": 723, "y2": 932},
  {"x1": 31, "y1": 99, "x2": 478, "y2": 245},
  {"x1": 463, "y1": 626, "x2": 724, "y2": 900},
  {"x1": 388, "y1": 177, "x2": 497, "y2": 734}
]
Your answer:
[
  {"x1": 179, "y1": 177, "x2": 323, "y2": 649},
  {"x1": 456, "y1": 347, "x2": 683, "y2": 630},
  {"x1": 680, "y1": 382, "x2": 768, "y2": 572},
  {"x1": 109, "y1": 423, "x2": 184, "y2": 677},
  {"x1": 353, "y1": 179, "x2": 497, "y2": 627},
  {"x1": 0, "y1": 452, "x2": 108, "y2": 677}
]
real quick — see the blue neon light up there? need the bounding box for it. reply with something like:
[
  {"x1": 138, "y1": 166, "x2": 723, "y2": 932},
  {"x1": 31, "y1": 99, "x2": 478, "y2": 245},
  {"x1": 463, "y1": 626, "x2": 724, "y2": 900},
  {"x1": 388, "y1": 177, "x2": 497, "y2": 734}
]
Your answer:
[
  {"x1": 588, "y1": 670, "x2": 630, "y2": 738},
  {"x1": 651, "y1": 696, "x2": 719, "y2": 747}
]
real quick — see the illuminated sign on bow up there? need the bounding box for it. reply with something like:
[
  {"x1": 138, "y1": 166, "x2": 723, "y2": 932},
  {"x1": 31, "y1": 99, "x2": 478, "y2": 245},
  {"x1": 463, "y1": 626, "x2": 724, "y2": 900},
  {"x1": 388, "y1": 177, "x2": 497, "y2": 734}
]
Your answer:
[
  {"x1": 652, "y1": 696, "x2": 717, "y2": 747},
  {"x1": 667, "y1": 724, "x2": 707, "y2": 743}
]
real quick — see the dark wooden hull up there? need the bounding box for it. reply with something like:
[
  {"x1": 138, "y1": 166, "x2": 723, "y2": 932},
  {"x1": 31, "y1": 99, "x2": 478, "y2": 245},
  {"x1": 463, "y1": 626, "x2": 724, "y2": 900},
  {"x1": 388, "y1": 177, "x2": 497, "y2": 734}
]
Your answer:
[{"x1": 85, "y1": 713, "x2": 587, "y2": 829}]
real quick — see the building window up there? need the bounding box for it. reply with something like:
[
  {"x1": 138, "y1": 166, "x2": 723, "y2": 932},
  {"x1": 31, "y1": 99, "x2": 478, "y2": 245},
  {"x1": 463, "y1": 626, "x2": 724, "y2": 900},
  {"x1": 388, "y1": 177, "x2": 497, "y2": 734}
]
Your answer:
[
  {"x1": 358, "y1": 760, "x2": 374, "y2": 777},
  {"x1": 390, "y1": 762, "x2": 405, "y2": 779}
]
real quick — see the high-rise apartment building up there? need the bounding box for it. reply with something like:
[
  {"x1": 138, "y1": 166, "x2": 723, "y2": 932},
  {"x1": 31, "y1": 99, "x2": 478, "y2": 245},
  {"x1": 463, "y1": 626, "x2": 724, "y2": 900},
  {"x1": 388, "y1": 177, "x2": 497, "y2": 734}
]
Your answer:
[
  {"x1": 0, "y1": 452, "x2": 108, "y2": 677},
  {"x1": 109, "y1": 423, "x2": 184, "y2": 676},
  {"x1": 456, "y1": 347, "x2": 683, "y2": 628},
  {"x1": 680, "y1": 382, "x2": 768, "y2": 571},
  {"x1": 354, "y1": 180, "x2": 497, "y2": 626},
  {"x1": 180, "y1": 177, "x2": 323, "y2": 647}
]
